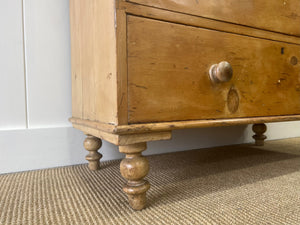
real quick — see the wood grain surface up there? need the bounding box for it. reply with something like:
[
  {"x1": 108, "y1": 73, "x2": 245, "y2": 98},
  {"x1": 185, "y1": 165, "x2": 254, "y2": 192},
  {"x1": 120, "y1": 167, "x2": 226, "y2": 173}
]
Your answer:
[
  {"x1": 127, "y1": 0, "x2": 300, "y2": 36},
  {"x1": 70, "y1": 0, "x2": 118, "y2": 124},
  {"x1": 127, "y1": 16, "x2": 300, "y2": 123}
]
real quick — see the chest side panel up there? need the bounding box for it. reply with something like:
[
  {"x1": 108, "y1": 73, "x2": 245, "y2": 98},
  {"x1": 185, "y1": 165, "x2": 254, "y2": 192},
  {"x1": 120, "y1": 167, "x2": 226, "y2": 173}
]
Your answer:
[{"x1": 70, "y1": 0, "x2": 118, "y2": 124}]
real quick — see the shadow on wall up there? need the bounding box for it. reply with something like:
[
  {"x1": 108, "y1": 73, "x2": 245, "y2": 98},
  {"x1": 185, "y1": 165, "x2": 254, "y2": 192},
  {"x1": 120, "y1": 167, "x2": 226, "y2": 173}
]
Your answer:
[
  {"x1": 65, "y1": 125, "x2": 252, "y2": 167},
  {"x1": 146, "y1": 125, "x2": 251, "y2": 156},
  {"x1": 2, "y1": 121, "x2": 300, "y2": 174}
]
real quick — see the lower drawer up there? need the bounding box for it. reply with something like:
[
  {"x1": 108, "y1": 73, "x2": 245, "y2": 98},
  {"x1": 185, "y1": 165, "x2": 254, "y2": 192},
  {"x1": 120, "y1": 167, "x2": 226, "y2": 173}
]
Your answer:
[{"x1": 127, "y1": 16, "x2": 300, "y2": 123}]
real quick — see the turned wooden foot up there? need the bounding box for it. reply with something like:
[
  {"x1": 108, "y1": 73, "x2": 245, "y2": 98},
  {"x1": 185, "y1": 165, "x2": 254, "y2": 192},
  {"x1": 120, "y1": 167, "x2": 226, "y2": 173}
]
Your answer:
[
  {"x1": 119, "y1": 143, "x2": 150, "y2": 210},
  {"x1": 252, "y1": 123, "x2": 267, "y2": 146},
  {"x1": 84, "y1": 135, "x2": 102, "y2": 170}
]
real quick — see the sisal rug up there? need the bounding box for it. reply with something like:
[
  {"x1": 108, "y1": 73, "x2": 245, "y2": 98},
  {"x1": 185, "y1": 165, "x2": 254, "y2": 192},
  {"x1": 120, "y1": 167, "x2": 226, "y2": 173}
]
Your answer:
[{"x1": 1, "y1": 138, "x2": 300, "y2": 225}]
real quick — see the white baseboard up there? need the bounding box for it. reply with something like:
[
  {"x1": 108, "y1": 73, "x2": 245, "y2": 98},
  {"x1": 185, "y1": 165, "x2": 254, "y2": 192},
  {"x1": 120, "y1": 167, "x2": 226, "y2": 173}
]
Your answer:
[{"x1": 1, "y1": 121, "x2": 299, "y2": 174}]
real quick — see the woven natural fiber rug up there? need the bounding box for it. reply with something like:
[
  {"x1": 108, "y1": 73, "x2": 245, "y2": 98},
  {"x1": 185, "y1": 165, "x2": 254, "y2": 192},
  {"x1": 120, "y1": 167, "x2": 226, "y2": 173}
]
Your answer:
[{"x1": 1, "y1": 138, "x2": 300, "y2": 225}]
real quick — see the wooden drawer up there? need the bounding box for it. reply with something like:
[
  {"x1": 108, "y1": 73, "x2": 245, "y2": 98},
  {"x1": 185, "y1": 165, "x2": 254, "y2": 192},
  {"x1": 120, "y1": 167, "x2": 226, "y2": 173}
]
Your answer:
[
  {"x1": 127, "y1": 16, "x2": 300, "y2": 123},
  {"x1": 127, "y1": 0, "x2": 300, "y2": 37}
]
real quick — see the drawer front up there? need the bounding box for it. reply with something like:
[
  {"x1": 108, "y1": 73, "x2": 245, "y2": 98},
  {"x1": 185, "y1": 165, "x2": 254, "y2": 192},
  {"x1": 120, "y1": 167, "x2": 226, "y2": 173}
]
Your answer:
[
  {"x1": 127, "y1": 16, "x2": 300, "y2": 124},
  {"x1": 127, "y1": 0, "x2": 300, "y2": 37}
]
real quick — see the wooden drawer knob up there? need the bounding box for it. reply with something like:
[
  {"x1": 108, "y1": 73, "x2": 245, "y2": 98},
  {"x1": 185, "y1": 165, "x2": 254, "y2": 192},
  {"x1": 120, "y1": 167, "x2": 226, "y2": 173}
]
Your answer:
[{"x1": 209, "y1": 61, "x2": 233, "y2": 83}]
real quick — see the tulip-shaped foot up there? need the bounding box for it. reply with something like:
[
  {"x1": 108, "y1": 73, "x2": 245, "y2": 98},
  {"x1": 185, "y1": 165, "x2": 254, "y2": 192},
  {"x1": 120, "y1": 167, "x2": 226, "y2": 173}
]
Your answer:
[
  {"x1": 84, "y1": 135, "x2": 102, "y2": 170},
  {"x1": 119, "y1": 143, "x2": 150, "y2": 210},
  {"x1": 252, "y1": 123, "x2": 267, "y2": 146}
]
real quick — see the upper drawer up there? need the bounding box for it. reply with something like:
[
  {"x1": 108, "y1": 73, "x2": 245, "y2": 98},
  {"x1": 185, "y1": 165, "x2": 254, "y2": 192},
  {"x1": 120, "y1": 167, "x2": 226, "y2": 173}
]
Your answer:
[
  {"x1": 127, "y1": 16, "x2": 300, "y2": 124},
  {"x1": 127, "y1": 0, "x2": 300, "y2": 36}
]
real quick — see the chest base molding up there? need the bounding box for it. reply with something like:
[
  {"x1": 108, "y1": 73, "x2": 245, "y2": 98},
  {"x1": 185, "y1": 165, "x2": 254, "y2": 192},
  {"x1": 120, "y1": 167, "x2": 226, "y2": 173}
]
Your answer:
[{"x1": 70, "y1": 115, "x2": 300, "y2": 139}]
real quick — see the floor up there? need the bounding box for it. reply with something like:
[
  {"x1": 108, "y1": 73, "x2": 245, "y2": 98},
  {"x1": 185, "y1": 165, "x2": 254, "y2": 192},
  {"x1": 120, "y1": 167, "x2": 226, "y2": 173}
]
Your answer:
[{"x1": 1, "y1": 138, "x2": 300, "y2": 224}]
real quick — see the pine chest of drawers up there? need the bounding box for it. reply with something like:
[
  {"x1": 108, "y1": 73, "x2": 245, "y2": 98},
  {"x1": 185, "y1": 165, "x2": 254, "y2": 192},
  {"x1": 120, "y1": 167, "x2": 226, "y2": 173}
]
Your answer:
[{"x1": 69, "y1": 0, "x2": 300, "y2": 210}]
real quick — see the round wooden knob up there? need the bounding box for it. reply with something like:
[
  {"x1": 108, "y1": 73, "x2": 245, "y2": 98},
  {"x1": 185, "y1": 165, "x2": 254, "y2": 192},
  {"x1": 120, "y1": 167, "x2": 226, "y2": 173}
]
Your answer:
[{"x1": 209, "y1": 61, "x2": 233, "y2": 83}]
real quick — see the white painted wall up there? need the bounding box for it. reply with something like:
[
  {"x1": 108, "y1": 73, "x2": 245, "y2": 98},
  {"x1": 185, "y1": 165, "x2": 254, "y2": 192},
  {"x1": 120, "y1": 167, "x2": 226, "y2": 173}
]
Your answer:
[
  {"x1": 23, "y1": 0, "x2": 71, "y2": 128},
  {"x1": 0, "y1": 0, "x2": 299, "y2": 174},
  {"x1": 0, "y1": 0, "x2": 27, "y2": 130}
]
